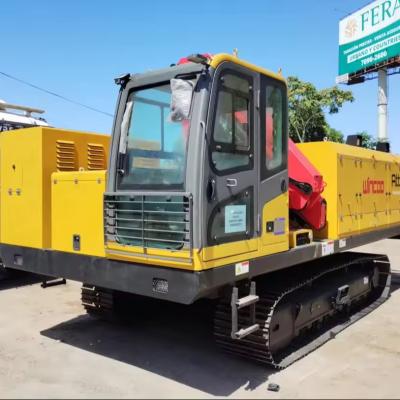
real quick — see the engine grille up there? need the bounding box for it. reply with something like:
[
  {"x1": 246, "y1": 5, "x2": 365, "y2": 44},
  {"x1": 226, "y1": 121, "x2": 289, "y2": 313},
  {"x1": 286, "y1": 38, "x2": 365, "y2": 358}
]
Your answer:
[
  {"x1": 104, "y1": 192, "x2": 193, "y2": 254},
  {"x1": 87, "y1": 143, "x2": 106, "y2": 170},
  {"x1": 56, "y1": 140, "x2": 76, "y2": 171}
]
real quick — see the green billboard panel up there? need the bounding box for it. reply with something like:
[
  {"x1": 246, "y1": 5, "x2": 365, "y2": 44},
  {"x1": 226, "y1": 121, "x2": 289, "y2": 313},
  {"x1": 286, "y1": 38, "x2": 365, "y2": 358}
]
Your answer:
[{"x1": 338, "y1": 0, "x2": 400, "y2": 79}]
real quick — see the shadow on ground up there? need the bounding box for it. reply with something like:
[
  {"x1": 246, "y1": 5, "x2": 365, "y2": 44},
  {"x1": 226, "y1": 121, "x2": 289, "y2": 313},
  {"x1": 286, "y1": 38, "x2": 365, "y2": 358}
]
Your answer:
[
  {"x1": 41, "y1": 299, "x2": 273, "y2": 396},
  {"x1": 0, "y1": 270, "x2": 44, "y2": 290},
  {"x1": 40, "y1": 270, "x2": 400, "y2": 396}
]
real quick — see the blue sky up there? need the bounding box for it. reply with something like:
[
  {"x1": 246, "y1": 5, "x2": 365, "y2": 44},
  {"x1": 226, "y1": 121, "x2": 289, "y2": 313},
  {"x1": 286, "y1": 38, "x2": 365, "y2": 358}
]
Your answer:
[{"x1": 2, "y1": 0, "x2": 399, "y2": 151}]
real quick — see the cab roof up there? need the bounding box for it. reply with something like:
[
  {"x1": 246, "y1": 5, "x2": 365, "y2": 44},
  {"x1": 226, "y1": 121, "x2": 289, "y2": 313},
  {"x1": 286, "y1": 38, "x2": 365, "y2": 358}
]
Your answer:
[{"x1": 210, "y1": 53, "x2": 286, "y2": 85}]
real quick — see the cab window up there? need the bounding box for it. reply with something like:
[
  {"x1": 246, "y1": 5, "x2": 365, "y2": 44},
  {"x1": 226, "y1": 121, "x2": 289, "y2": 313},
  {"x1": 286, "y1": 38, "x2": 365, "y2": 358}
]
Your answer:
[
  {"x1": 266, "y1": 86, "x2": 283, "y2": 170},
  {"x1": 211, "y1": 72, "x2": 253, "y2": 174},
  {"x1": 261, "y1": 78, "x2": 287, "y2": 179}
]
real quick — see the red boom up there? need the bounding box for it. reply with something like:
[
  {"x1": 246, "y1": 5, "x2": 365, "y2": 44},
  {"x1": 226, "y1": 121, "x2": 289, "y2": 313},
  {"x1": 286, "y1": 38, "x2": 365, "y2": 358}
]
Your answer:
[{"x1": 288, "y1": 139, "x2": 327, "y2": 230}]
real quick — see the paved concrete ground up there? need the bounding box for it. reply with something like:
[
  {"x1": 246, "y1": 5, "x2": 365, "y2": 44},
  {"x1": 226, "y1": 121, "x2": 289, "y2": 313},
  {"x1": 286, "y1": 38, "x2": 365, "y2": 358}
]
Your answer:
[{"x1": 0, "y1": 239, "x2": 399, "y2": 399}]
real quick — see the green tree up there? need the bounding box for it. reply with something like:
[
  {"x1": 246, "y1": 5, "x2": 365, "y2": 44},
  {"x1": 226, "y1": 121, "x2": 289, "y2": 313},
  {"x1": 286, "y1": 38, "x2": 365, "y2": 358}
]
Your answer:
[
  {"x1": 325, "y1": 127, "x2": 344, "y2": 143},
  {"x1": 355, "y1": 131, "x2": 377, "y2": 149},
  {"x1": 287, "y1": 76, "x2": 354, "y2": 143}
]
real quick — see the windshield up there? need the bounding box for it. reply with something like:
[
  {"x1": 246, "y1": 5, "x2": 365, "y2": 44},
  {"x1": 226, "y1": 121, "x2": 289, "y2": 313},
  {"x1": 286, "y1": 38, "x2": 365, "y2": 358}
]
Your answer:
[{"x1": 118, "y1": 82, "x2": 191, "y2": 190}]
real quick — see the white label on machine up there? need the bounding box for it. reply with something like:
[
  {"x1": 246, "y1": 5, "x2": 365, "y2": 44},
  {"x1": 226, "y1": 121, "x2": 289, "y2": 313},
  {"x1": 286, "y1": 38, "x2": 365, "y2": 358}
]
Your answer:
[
  {"x1": 321, "y1": 241, "x2": 335, "y2": 256},
  {"x1": 235, "y1": 261, "x2": 249, "y2": 276},
  {"x1": 363, "y1": 276, "x2": 369, "y2": 285},
  {"x1": 225, "y1": 205, "x2": 246, "y2": 233},
  {"x1": 274, "y1": 217, "x2": 285, "y2": 235},
  {"x1": 339, "y1": 239, "x2": 347, "y2": 249}
]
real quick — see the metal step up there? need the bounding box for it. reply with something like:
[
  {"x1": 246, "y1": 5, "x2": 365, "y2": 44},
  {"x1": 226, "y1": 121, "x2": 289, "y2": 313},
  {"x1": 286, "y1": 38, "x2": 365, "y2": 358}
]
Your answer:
[
  {"x1": 231, "y1": 281, "x2": 260, "y2": 340},
  {"x1": 234, "y1": 323, "x2": 260, "y2": 339},
  {"x1": 236, "y1": 294, "x2": 259, "y2": 309}
]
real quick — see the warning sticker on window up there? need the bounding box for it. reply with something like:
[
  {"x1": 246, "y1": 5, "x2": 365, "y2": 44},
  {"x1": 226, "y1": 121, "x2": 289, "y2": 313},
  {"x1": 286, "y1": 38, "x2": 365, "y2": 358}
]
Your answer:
[
  {"x1": 132, "y1": 157, "x2": 160, "y2": 169},
  {"x1": 225, "y1": 205, "x2": 246, "y2": 233}
]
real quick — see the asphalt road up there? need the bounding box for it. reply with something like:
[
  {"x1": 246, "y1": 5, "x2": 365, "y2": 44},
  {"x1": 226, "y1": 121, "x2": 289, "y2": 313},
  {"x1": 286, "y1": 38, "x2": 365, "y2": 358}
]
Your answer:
[{"x1": 0, "y1": 239, "x2": 399, "y2": 399}]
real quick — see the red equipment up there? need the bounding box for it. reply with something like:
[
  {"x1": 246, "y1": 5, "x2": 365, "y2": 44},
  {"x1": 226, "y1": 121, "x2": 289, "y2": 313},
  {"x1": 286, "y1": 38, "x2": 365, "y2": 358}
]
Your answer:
[
  {"x1": 288, "y1": 139, "x2": 326, "y2": 230},
  {"x1": 177, "y1": 53, "x2": 213, "y2": 65}
]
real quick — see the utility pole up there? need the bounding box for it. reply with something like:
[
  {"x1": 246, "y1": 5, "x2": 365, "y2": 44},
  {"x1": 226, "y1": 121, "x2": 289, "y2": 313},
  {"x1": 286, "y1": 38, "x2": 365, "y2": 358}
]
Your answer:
[{"x1": 377, "y1": 68, "x2": 388, "y2": 144}]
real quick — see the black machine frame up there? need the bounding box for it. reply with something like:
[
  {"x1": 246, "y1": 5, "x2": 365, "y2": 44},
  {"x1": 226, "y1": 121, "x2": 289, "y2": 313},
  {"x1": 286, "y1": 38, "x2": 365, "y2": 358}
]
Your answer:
[{"x1": 2, "y1": 224, "x2": 399, "y2": 305}]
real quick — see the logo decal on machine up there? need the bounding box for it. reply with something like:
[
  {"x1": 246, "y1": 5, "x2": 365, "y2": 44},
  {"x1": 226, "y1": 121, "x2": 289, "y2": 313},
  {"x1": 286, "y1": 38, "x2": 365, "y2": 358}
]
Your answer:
[
  {"x1": 362, "y1": 178, "x2": 385, "y2": 194},
  {"x1": 392, "y1": 174, "x2": 400, "y2": 188}
]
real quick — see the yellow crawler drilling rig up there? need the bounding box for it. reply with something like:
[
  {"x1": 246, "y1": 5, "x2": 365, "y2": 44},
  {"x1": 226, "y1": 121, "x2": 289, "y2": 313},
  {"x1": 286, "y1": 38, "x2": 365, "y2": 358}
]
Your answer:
[{"x1": 1, "y1": 53, "x2": 398, "y2": 367}]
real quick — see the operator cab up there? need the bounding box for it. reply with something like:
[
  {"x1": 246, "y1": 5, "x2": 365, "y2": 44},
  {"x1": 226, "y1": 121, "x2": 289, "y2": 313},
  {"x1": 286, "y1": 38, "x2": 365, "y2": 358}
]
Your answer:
[{"x1": 105, "y1": 54, "x2": 289, "y2": 269}]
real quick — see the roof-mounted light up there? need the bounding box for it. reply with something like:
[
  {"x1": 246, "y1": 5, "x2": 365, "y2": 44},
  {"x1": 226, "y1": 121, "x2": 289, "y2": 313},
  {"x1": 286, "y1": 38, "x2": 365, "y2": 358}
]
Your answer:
[
  {"x1": 177, "y1": 53, "x2": 212, "y2": 66},
  {"x1": 114, "y1": 73, "x2": 130, "y2": 87}
]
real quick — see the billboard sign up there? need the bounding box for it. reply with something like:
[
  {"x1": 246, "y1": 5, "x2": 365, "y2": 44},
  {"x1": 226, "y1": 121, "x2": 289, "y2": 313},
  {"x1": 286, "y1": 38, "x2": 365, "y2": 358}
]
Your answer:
[{"x1": 338, "y1": 0, "x2": 400, "y2": 79}]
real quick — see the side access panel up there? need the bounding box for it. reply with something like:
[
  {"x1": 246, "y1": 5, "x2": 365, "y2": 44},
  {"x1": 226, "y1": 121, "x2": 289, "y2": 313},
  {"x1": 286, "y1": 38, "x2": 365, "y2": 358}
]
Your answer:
[
  {"x1": 338, "y1": 155, "x2": 360, "y2": 237},
  {"x1": 388, "y1": 162, "x2": 400, "y2": 224},
  {"x1": 51, "y1": 170, "x2": 107, "y2": 257},
  {"x1": 358, "y1": 157, "x2": 388, "y2": 231},
  {"x1": 0, "y1": 129, "x2": 44, "y2": 248}
]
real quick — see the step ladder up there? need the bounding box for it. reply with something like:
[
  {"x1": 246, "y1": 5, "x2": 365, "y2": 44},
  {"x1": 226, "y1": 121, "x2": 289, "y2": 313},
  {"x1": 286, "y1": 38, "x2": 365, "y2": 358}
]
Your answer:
[{"x1": 231, "y1": 281, "x2": 260, "y2": 339}]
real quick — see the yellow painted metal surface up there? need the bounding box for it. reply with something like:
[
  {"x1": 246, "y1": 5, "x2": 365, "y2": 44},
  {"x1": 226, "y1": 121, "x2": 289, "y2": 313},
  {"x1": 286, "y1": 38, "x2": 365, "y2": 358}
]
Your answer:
[
  {"x1": 261, "y1": 192, "x2": 289, "y2": 253},
  {"x1": 297, "y1": 141, "x2": 400, "y2": 239},
  {"x1": 106, "y1": 238, "x2": 288, "y2": 271},
  {"x1": 51, "y1": 171, "x2": 106, "y2": 257},
  {"x1": 200, "y1": 238, "x2": 258, "y2": 263},
  {"x1": 0, "y1": 130, "x2": 43, "y2": 248},
  {"x1": 106, "y1": 243, "x2": 201, "y2": 270},
  {"x1": 106, "y1": 193, "x2": 289, "y2": 271},
  {"x1": 0, "y1": 127, "x2": 110, "y2": 249},
  {"x1": 210, "y1": 53, "x2": 287, "y2": 85}
]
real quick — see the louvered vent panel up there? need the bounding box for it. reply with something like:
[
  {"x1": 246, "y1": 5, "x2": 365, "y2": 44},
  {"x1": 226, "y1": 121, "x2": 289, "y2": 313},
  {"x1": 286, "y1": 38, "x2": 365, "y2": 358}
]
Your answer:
[
  {"x1": 87, "y1": 143, "x2": 106, "y2": 170},
  {"x1": 56, "y1": 140, "x2": 76, "y2": 171}
]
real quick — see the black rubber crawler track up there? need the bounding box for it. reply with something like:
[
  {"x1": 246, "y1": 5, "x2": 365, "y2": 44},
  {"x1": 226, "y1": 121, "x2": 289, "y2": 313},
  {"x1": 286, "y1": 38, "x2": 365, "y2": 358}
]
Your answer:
[
  {"x1": 214, "y1": 252, "x2": 391, "y2": 369},
  {"x1": 81, "y1": 284, "x2": 115, "y2": 319}
]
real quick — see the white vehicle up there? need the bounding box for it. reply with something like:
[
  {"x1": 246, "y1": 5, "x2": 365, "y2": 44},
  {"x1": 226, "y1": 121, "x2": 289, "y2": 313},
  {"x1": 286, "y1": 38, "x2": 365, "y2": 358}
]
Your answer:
[{"x1": 0, "y1": 100, "x2": 48, "y2": 131}]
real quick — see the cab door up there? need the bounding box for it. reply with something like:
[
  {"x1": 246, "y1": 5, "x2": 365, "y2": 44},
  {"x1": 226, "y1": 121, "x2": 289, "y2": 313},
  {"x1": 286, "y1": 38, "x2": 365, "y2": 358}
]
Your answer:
[
  {"x1": 259, "y1": 75, "x2": 289, "y2": 254},
  {"x1": 202, "y1": 63, "x2": 259, "y2": 262}
]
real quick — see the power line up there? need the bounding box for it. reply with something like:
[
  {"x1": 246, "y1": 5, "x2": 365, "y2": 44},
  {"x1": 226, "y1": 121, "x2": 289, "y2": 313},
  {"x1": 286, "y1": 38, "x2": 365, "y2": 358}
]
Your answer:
[{"x1": 0, "y1": 71, "x2": 114, "y2": 118}]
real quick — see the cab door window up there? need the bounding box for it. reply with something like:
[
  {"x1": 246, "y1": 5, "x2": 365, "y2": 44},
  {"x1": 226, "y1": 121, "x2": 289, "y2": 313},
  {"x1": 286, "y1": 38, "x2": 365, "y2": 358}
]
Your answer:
[
  {"x1": 208, "y1": 188, "x2": 253, "y2": 245},
  {"x1": 211, "y1": 72, "x2": 253, "y2": 174},
  {"x1": 261, "y1": 79, "x2": 287, "y2": 179}
]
